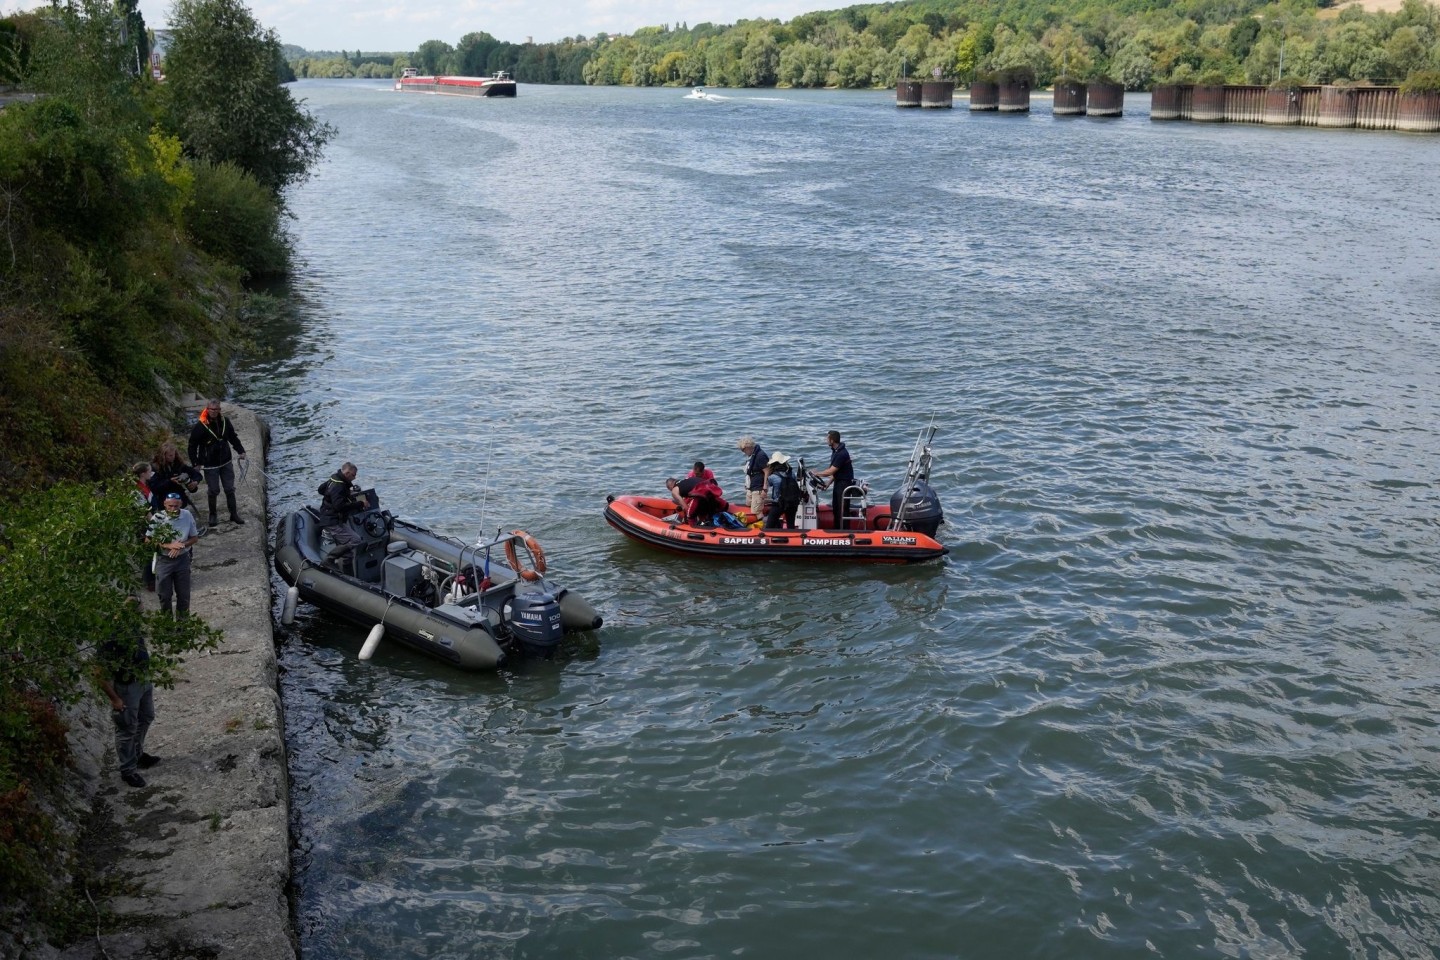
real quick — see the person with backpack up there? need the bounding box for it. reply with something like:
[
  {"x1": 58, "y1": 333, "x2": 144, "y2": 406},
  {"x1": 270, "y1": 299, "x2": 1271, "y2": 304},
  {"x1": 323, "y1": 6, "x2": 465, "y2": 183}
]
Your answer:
[{"x1": 763, "y1": 452, "x2": 802, "y2": 530}]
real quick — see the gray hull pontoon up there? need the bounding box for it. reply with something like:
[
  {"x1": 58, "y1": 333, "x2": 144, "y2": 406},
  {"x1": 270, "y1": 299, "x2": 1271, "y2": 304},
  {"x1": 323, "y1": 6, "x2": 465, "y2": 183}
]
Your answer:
[{"x1": 274, "y1": 499, "x2": 602, "y2": 670}]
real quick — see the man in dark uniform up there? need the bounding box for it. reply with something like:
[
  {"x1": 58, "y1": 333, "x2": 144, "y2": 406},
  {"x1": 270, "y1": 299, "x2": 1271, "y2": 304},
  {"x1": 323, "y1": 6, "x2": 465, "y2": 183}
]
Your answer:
[
  {"x1": 317, "y1": 462, "x2": 364, "y2": 561},
  {"x1": 813, "y1": 429, "x2": 855, "y2": 529},
  {"x1": 187, "y1": 399, "x2": 246, "y2": 529}
]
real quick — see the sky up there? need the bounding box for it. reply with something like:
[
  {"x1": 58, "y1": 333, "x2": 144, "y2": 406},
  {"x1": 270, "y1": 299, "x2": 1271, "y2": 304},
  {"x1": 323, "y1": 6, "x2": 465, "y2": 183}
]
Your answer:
[{"x1": 0, "y1": 0, "x2": 822, "y2": 52}]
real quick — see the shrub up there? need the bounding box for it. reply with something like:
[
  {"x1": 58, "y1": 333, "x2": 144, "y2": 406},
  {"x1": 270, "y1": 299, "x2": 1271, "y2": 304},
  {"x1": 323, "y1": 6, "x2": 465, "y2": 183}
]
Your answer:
[
  {"x1": 184, "y1": 159, "x2": 290, "y2": 277},
  {"x1": 1400, "y1": 69, "x2": 1440, "y2": 95},
  {"x1": 0, "y1": 480, "x2": 220, "y2": 903}
]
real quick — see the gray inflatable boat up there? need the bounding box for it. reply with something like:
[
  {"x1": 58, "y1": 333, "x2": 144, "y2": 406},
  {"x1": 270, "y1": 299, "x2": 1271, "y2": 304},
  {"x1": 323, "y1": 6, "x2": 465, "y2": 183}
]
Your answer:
[{"x1": 274, "y1": 494, "x2": 602, "y2": 670}]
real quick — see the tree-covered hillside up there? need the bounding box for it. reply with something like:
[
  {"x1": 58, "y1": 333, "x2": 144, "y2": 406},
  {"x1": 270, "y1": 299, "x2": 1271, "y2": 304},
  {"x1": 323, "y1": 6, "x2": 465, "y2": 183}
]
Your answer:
[{"x1": 318, "y1": 0, "x2": 1440, "y2": 91}]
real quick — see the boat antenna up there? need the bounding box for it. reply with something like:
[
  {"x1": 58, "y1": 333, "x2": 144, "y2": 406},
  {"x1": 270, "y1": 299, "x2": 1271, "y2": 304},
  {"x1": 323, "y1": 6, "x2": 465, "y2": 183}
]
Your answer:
[{"x1": 474, "y1": 440, "x2": 493, "y2": 545}]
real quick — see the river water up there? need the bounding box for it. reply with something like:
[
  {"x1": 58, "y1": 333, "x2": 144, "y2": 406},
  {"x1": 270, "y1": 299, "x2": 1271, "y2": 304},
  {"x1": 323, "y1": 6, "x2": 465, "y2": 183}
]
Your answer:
[{"x1": 234, "y1": 80, "x2": 1440, "y2": 959}]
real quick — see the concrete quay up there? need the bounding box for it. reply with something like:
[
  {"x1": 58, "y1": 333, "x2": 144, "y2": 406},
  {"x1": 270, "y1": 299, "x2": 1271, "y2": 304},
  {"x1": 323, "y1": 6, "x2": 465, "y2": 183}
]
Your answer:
[{"x1": 44, "y1": 402, "x2": 295, "y2": 960}]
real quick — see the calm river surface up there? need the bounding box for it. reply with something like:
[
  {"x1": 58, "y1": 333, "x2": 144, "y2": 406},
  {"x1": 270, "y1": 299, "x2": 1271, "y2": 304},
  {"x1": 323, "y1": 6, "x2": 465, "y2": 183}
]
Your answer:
[{"x1": 234, "y1": 80, "x2": 1440, "y2": 959}]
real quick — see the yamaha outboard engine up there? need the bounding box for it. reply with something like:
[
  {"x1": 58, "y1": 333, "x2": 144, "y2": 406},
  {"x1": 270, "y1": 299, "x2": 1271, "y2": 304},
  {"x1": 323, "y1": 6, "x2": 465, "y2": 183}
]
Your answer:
[
  {"x1": 505, "y1": 591, "x2": 565, "y2": 658},
  {"x1": 888, "y1": 420, "x2": 944, "y2": 536},
  {"x1": 889, "y1": 481, "x2": 944, "y2": 536}
]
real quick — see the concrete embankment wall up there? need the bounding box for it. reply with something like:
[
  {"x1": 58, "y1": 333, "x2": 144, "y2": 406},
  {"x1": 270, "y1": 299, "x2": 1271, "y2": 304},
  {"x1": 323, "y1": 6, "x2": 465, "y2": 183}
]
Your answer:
[
  {"x1": 40, "y1": 402, "x2": 294, "y2": 960},
  {"x1": 1151, "y1": 83, "x2": 1440, "y2": 132}
]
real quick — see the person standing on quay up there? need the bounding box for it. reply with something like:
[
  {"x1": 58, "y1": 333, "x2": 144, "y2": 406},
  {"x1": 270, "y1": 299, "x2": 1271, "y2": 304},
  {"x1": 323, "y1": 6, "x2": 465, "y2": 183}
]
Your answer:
[
  {"x1": 98, "y1": 599, "x2": 158, "y2": 789},
  {"x1": 188, "y1": 399, "x2": 247, "y2": 529},
  {"x1": 151, "y1": 491, "x2": 200, "y2": 618}
]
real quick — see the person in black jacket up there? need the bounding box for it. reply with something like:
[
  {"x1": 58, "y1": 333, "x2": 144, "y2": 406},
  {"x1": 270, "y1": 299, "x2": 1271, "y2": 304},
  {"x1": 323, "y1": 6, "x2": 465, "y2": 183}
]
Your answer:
[
  {"x1": 317, "y1": 462, "x2": 364, "y2": 561},
  {"x1": 151, "y1": 440, "x2": 202, "y2": 513},
  {"x1": 187, "y1": 399, "x2": 247, "y2": 529}
]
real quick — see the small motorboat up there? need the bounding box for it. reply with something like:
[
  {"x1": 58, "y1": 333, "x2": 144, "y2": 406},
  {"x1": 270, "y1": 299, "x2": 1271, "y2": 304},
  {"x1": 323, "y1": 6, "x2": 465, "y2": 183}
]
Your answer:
[
  {"x1": 274, "y1": 492, "x2": 602, "y2": 670},
  {"x1": 605, "y1": 424, "x2": 947, "y2": 564},
  {"x1": 685, "y1": 86, "x2": 725, "y2": 101}
]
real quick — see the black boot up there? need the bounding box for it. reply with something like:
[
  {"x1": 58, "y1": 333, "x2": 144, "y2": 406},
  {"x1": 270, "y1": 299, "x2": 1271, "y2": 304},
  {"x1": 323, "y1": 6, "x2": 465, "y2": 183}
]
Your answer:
[
  {"x1": 207, "y1": 493, "x2": 219, "y2": 530},
  {"x1": 226, "y1": 490, "x2": 244, "y2": 524}
]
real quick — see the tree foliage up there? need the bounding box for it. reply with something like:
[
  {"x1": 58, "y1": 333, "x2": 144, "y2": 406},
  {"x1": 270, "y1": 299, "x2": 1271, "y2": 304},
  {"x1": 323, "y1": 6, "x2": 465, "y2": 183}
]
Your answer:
[
  {"x1": 158, "y1": 0, "x2": 335, "y2": 194},
  {"x1": 371, "y1": 0, "x2": 1440, "y2": 91},
  {"x1": 0, "y1": 480, "x2": 220, "y2": 904}
]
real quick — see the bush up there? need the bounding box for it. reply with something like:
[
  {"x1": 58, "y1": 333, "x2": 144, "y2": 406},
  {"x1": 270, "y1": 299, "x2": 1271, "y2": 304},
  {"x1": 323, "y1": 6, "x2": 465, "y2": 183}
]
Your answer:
[
  {"x1": 1269, "y1": 76, "x2": 1309, "y2": 90},
  {"x1": 184, "y1": 159, "x2": 290, "y2": 277},
  {"x1": 0, "y1": 480, "x2": 220, "y2": 903},
  {"x1": 1400, "y1": 69, "x2": 1440, "y2": 95}
]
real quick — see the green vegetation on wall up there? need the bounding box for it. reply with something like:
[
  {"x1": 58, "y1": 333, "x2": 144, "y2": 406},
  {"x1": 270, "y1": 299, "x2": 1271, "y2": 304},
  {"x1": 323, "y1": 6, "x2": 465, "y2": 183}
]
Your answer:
[{"x1": 0, "y1": 0, "x2": 329, "y2": 938}]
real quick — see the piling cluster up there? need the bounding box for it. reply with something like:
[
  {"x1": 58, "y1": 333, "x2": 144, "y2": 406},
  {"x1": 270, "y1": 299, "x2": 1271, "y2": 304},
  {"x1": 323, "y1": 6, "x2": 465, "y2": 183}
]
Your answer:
[
  {"x1": 963, "y1": 78, "x2": 1123, "y2": 116},
  {"x1": 1151, "y1": 83, "x2": 1440, "y2": 131},
  {"x1": 896, "y1": 79, "x2": 957, "y2": 108}
]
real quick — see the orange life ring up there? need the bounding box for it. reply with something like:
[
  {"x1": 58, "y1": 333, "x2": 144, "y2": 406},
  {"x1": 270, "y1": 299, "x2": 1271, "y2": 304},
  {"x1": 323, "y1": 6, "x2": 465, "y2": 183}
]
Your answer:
[{"x1": 504, "y1": 530, "x2": 547, "y2": 582}]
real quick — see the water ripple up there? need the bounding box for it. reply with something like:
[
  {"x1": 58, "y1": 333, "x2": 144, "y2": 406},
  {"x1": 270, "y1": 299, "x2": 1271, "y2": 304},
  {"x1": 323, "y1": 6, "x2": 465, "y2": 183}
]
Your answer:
[{"x1": 240, "y1": 82, "x2": 1440, "y2": 960}]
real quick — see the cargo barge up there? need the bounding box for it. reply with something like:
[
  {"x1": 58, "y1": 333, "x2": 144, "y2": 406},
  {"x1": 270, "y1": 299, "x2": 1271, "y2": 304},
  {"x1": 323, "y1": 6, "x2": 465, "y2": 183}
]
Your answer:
[{"x1": 395, "y1": 67, "x2": 516, "y2": 98}]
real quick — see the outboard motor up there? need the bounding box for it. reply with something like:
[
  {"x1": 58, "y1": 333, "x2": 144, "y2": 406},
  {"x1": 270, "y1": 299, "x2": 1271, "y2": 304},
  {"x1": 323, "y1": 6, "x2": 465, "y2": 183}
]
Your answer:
[
  {"x1": 888, "y1": 420, "x2": 944, "y2": 536},
  {"x1": 889, "y1": 480, "x2": 944, "y2": 536},
  {"x1": 505, "y1": 591, "x2": 565, "y2": 658}
]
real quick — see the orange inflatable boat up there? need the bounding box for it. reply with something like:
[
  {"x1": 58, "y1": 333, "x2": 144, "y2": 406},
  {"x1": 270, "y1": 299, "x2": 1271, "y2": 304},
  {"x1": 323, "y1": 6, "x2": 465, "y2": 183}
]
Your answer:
[
  {"x1": 604, "y1": 495, "x2": 947, "y2": 563},
  {"x1": 605, "y1": 423, "x2": 948, "y2": 564}
]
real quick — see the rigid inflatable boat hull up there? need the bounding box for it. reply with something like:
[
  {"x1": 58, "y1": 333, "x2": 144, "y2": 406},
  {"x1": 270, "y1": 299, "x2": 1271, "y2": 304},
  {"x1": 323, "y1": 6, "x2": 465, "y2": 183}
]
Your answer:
[
  {"x1": 274, "y1": 508, "x2": 601, "y2": 670},
  {"x1": 604, "y1": 495, "x2": 947, "y2": 564}
]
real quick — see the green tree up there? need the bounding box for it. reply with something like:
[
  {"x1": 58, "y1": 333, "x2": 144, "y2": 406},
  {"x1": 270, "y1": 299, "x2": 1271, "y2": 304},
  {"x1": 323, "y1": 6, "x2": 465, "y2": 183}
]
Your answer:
[
  {"x1": 1042, "y1": 23, "x2": 1096, "y2": 78},
  {"x1": 1384, "y1": 25, "x2": 1429, "y2": 77},
  {"x1": 895, "y1": 22, "x2": 934, "y2": 76},
  {"x1": 740, "y1": 30, "x2": 780, "y2": 86},
  {"x1": 0, "y1": 480, "x2": 220, "y2": 904},
  {"x1": 1111, "y1": 36, "x2": 1157, "y2": 89},
  {"x1": 777, "y1": 41, "x2": 830, "y2": 86},
  {"x1": 985, "y1": 24, "x2": 1052, "y2": 85},
  {"x1": 1227, "y1": 17, "x2": 1262, "y2": 62},
  {"x1": 1317, "y1": 18, "x2": 1384, "y2": 80},
  {"x1": 951, "y1": 23, "x2": 991, "y2": 80},
  {"x1": 23, "y1": 0, "x2": 149, "y2": 132},
  {"x1": 631, "y1": 45, "x2": 658, "y2": 85},
  {"x1": 159, "y1": 0, "x2": 334, "y2": 195},
  {"x1": 416, "y1": 39, "x2": 452, "y2": 75}
]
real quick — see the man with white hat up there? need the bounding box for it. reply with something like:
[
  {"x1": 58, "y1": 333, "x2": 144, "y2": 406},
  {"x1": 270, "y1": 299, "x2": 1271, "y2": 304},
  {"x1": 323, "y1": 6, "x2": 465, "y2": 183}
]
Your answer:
[
  {"x1": 763, "y1": 451, "x2": 802, "y2": 530},
  {"x1": 149, "y1": 491, "x2": 201, "y2": 618}
]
